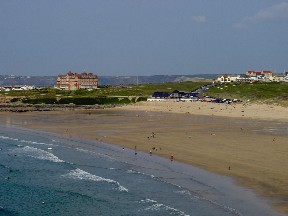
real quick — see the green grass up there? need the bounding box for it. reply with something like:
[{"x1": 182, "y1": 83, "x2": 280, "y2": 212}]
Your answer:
[
  {"x1": 1, "y1": 81, "x2": 210, "y2": 105},
  {"x1": 3, "y1": 81, "x2": 287, "y2": 106},
  {"x1": 205, "y1": 82, "x2": 288, "y2": 106},
  {"x1": 94, "y1": 82, "x2": 209, "y2": 97}
]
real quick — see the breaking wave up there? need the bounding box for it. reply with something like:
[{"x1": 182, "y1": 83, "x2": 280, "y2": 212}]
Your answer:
[
  {"x1": 126, "y1": 169, "x2": 155, "y2": 179},
  {"x1": 140, "y1": 199, "x2": 190, "y2": 216},
  {"x1": 0, "y1": 135, "x2": 55, "y2": 146},
  {"x1": 11, "y1": 146, "x2": 64, "y2": 163},
  {"x1": 62, "y1": 168, "x2": 128, "y2": 192}
]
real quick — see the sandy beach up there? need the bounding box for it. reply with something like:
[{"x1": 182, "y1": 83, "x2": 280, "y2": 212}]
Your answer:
[
  {"x1": 121, "y1": 100, "x2": 288, "y2": 121},
  {"x1": 0, "y1": 101, "x2": 287, "y2": 214}
]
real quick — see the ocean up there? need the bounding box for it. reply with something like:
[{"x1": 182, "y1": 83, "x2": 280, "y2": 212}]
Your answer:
[{"x1": 0, "y1": 124, "x2": 283, "y2": 216}]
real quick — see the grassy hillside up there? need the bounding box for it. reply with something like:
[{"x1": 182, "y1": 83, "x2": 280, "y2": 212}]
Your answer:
[
  {"x1": 2, "y1": 81, "x2": 287, "y2": 106},
  {"x1": 0, "y1": 81, "x2": 210, "y2": 105},
  {"x1": 205, "y1": 82, "x2": 288, "y2": 106}
]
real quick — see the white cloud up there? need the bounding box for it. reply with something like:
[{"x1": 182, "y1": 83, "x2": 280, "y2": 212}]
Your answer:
[
  {"x1": 192, "y1": 16, "x2": 206, "y2": 23},
  {"x1": 234, "y1": 2, "x2": 288, "y2": 28}
]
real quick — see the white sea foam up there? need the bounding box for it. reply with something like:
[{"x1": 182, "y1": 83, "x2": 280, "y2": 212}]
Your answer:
[
  {"x1": 12, "y1": 146, "x2": 64, "y2": 163},
  {"x1": 0, "y1": 135, "x2": 55, "y2": 146},
  {"x1": 62, "y1": 168, "x2": 128, "y2": 192},
  {"x1": 126, "y1": 169, "x2": 156, "y2": 180},
  {"x1": 175, "y1": 190, "x2": 192, "y2": 196},
  {"x1": 75, "y1": 147, "x2": 90, "y2": 153},
  {"x1": 126, "y1": 169, "x2": 141, "y2": 174},
  {"x1": 0, "y1": 135, "x2": 19, "y2": 141},
  {"x1": 140, "y1": 199, "x2": 190, "y2": 216},
  {"x1": 19, "y1": 139, "x2": 54, "y2": 146},
  {"x1": 118, "y1": 185, "x2": 128, "y2": 192}
]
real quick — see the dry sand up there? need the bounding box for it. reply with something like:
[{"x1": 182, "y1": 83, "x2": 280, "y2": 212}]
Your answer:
[
  {"x1": 121, "y1": 100, "x2": 288, "y2": 121},
  {"x1": 0, "y1": 101, "x2": 287, "y2": 214}
]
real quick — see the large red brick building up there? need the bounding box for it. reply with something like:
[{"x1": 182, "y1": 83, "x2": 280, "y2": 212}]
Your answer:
[{"x1": 56, "y1": 71, "x2": 98, "y2": 90}]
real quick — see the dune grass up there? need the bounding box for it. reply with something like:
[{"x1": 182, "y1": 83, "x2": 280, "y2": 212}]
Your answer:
[
  {"x1": 1, "y1": 81, "x2": 210, "y2": 104},
  {"x1": 1, "y1": 81, "x2": 288, "y2": 106},
  {"x1": 205, "y1": 82, "x2": 288, "y2": 106}
]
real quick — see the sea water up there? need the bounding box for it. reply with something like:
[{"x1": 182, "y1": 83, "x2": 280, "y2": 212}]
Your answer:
[{"x1": 0, "y1": 125, "x2": 283, "y2": 216}]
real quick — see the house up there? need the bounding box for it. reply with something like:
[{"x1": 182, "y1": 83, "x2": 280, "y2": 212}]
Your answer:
[
  {"x1": 170, "y1": 90, "x2": 185, "y2": 98},
  {"x1": 55, "y1": 71, "x2": 98, "y2": 90},
  {"x1": 216, "y1": 74, "x2": 240, "y2": 83},
  {"x1": 0, "y1": 85, "x2": 35, "y2": 91},
  {"x1": 184, "y1": 92, "x2": 199, "y2": 98},
  {"x1": 278, "y1": 75, "x2": 288, "y2": 82},
  {"x1": 12, "y1": 85, "x2": 35, "y2": 91},
  {"x1": 152, "y1": 92, "x2": 170, "y2": 98},
  {"x1": 148, "y1": 92, "x2": 170, "y2": 101},
  {"x1": 246, "y1": 70, "x2": 273, "y2": 78},
  {"x1": 149, "y1": 90, "x2": 199, "y2": 101},
  {"x1": 235, "y1": 75, "x2": 256, "y2": 82}
]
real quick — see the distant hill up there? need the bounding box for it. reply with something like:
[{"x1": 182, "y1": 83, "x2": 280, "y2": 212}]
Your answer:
[
  {"x1": 0, "y1": 75, "x2": 56, "y2": 87},
  {"x1": 99, "y1": 74, "x2": 216, "y2": 85},
  {"x1": 0, "y1": 74, "x2": 217, "y2": 87}
]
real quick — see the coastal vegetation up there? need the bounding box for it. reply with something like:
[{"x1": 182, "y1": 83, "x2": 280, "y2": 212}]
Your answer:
[
  {"x1": 0, "y1": 81, "x2": 209, "y2": 105},
  {"x1": 1, "y1": 81, "x2": 287, "y2": 106},
  {"x1": 205, "y1": 82, "x2": 288, "y2": 107}
]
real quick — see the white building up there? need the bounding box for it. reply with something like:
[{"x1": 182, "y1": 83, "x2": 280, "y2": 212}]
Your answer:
[
  {"x1": 216, "y1": 75, "x2": 240, "y2": 83},
  {"x1": 0, "y1": 85, "x2": 35, "y2": 91}
]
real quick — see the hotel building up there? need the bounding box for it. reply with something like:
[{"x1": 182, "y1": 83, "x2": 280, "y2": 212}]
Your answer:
[{"x1": 56, "y1": 71, "x2": 98, "y2": 90}]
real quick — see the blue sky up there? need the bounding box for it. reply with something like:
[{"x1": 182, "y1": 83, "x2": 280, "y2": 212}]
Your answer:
[{"x1": 1, "y1": 0, "x2": 288, "y2": 76}]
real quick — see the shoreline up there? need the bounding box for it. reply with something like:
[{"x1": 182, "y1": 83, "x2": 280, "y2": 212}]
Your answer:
[
  {"x1": 1, "y1": 124, "x2": 281, "y2": 216},
  {"x1": 0, "y1": 101, "x2": 287, "y2": 214}
]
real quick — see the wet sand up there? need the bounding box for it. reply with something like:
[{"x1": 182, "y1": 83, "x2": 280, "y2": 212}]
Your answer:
[{"x1": 0, "y1": 101, "x2": 287, "y2": 214}]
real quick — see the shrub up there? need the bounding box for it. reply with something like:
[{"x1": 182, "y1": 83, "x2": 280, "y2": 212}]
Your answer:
[
  {"x1": 136, "y1": 97, "x2": 148, "y2": 102},
  {"x1": 58, "y1": 97, "x2": 133, "y2": 105},
  {"x1": 10, "y1": 98, "x2": 20, "y2": 103},
  {"x1": 22, "y1": 98, "x2": 58, "y2": 104}
]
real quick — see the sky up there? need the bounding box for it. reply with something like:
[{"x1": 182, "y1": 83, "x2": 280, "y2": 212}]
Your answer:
[{"x1": 1, "y1": 0, "x2": 288, "y2": 76}]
